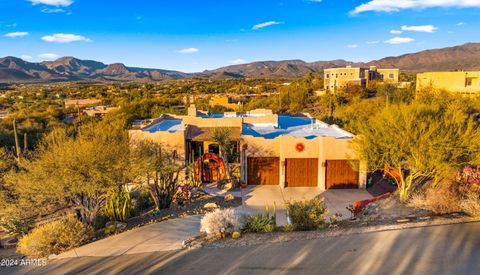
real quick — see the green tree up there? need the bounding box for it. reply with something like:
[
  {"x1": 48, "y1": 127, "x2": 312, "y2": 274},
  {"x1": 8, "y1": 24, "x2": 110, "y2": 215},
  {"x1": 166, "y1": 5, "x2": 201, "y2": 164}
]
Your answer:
[
  {"x1": 352, "y1": 99, "x2": 480, "y2": 201},
  {"x1": 4, "y1": 117, "x2": 131, "y2": 225}
]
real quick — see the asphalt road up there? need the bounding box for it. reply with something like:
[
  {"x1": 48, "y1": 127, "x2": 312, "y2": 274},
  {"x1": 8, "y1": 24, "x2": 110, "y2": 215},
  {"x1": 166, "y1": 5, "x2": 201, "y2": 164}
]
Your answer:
[{"x1": 4, "y1": 222, "x2": 480, "y2": 275}]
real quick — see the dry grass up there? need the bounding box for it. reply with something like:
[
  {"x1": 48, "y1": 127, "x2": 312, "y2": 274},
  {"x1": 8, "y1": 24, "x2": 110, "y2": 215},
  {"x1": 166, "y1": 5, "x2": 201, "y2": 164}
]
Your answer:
[{"x1": 408, "y1": 184, "x2": 461, "y2": 215}]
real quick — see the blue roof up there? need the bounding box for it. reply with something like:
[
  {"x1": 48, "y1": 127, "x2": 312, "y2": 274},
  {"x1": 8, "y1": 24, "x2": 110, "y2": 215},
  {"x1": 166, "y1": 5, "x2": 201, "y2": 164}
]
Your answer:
[
  {"x1": 242, "y1": 115, "x2": 352, "y2": 139},
  {"x1": 143, "y1": 119, "x2": 182, "y2": 133}
]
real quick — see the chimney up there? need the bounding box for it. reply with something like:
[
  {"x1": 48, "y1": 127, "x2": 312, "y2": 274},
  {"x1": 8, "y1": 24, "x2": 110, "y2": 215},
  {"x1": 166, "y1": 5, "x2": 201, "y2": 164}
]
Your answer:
[{"x1": 188, "y1": 104, "x2": 197, "y2": 117}]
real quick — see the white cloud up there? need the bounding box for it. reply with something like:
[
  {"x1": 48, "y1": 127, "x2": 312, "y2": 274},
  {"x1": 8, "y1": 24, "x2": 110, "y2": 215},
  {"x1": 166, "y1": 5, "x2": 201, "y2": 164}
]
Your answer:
[
  {"x1": 21, "y1": 55, "x2": 33, "y2": 60},
  {"x1": 384, "y1": 37, "x2": 415, "y2": 44},
  {"x1": 401, "y1": 25, "x2": 437, "y2": 33},
  {"x1": 351, "y1": 0, "x2": 480, "y2": 14},
  {"x1": 4, "y1": 32, "x2": 29, "y2": 38},
  {"x1": 231, "y1": 59, "x2": 247, "y2": 64},
  {"x1": 41, "y1": 33, "x2": 91, "y2": 43},
  {"x1": 456, "y1": 22, "x2": 467, "y2": 26},
  {"x1": 390, "y1": 29, "x2": 403, "y2": 34},
  {"x1": 7, "y1": 23, "x2": 17, "y2": 27},
  {"x1": 366, "y1": 40, "x2": 380, "y2": 44},
  {"x1": 29, "y1": 0, "x2": 73, "y2": 7},
  {"x1": 252, "y1": 21, "x2": 283, "y2": 30},
  {"x1": 41, "y1": 8, "x2": 66, "y2": 13},
  {"x1": 177, "y1": 48, "x2": 199, "y2": 54},
  {"x1": 347, "y1": 44, "x2": 358, "y2": 48},
  {"x1": 38, "y1": 53, "x2": 60, "y2": 59}
]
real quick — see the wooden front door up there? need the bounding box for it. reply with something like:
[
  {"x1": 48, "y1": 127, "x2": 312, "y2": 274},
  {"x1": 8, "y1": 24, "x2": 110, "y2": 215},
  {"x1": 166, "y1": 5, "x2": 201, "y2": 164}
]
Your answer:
[
  {"x1": 285, "y1": 158, "x2": 318, "y2": 187},
  {"x1": 247, "y1": 157, "x2": 280, "y2": 185},
  {"x1": 325, "y1": 160, "x2": 359, "y2": 189}
]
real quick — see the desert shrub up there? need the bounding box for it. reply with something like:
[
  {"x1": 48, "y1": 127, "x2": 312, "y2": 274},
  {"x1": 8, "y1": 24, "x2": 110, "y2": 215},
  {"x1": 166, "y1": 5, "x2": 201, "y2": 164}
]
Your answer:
[
  {"x1": 173, "y1": 184, "x2": 192, "y2": 205},
  {"x1": 104, "y1": 190, "x2": 132, "y2": 222},
  {"x1": 457, "y1": 167, "x2": 480, "y2": 216},
  {"x1": 93, "y1": 214, "x2": 108, "y2": 231},
  {"x1": 243, "y1": 214, "x2": 272, "y2": 233},
  {"x1": 132, "y1": 188, "x2": 155, "y2": 213},
  {"x1": 17, "y1": 216, "x2": 93, "y2": 258},
  {"x1": 286, "y1": 198, "x2": 328, "y2": 231},
  {"x1": 242, "y1": 204, "x2": 277, "y2": 233},
  {"x1": 0, "y1": 218, "x2": 34, "y2": 235},
  {"x1": 200, "y1": 208, "x2": 242, "y2": 237},
  {"x1": 409, "y1": 183, "x2": 461, "y2": 214}
]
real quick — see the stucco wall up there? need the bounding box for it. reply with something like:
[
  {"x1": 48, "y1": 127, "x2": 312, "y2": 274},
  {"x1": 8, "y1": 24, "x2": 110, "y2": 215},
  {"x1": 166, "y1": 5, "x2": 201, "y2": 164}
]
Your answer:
[
  {"x1": 242, "y1": 134, "x2": 366, "y2": 189},
  {"x1": 416, "y1": 72, "x2": 480, "y2": 93},
  {"x1": 129, "y1": 130, "x2": 186, "y2": 160}
]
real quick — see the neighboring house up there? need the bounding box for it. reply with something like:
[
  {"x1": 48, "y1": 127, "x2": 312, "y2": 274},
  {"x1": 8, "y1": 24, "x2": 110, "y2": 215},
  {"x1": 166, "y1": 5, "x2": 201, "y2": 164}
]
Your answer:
[
  {"x1": 129, "y1": 105, "x2": 367, "y2": 190},
  {"x1": 416, "y1": 71, "x2": 480, "y2": 94},
  {"x1": 324, "y1": 66, "x2": 399, "y2": 91},
  {"x1": 209, "y1": 96, "x2": 242, "y2": 110},
  {"x1": 64, "y1": 99, "x2": 102, "y2": 109},
  {"x1": 83, "y1": 106, "x2": 120, "y2": 117}
]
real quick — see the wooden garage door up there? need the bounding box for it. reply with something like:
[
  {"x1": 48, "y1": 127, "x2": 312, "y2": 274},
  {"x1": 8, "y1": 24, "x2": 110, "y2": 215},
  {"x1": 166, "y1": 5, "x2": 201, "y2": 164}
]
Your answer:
[
  {"x1": 285, "y1": 158, "x2": 318, "y2": 187},
  {"x1": 326, "y1": 160, "x2": 359, "y2": 189},
  {"x1": 247, "y1": 157, "x2": 280, "y2": 185}
]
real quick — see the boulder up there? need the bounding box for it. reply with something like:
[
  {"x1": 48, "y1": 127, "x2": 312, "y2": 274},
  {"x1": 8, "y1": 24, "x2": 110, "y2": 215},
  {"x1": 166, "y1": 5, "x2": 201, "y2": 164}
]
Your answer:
[
  {"x1": 204, "y1": 202, "x2": 219, "y2": 209},
  {"x1": 224, "y1": 194, "x2": 235, "y2": 201}
]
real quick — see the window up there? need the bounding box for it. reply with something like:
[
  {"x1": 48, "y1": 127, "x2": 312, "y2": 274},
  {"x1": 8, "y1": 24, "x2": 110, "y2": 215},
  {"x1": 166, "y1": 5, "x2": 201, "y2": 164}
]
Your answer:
[
  {"x1": 326, "y1": 74, "x2": 329, "y2": 78},
  {"x1": 466, "y1": 78, "x2": 474, "y2": 87},
  {"x1": 389, "y1": 73, "x2": 395, "y2": 79}
]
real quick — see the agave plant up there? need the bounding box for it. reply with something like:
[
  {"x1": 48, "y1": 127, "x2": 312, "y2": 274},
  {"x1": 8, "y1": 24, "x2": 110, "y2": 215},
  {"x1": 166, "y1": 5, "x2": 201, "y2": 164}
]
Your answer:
[{"x1": 104, "y1": 190, "x2": 132, "y2": 222}]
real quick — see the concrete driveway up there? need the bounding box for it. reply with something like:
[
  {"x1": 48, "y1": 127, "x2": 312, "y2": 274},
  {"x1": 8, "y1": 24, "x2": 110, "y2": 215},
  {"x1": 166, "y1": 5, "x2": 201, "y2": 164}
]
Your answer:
[
  {"x1": 240, "y1": 186, "x2": 372, "y2": 225},
  {"x1": 51, "y1": 215, "x2": 202, "y2": 259}
]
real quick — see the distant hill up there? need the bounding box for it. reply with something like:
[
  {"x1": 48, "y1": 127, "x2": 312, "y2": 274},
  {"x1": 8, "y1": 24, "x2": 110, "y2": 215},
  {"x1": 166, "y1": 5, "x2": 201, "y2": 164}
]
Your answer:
[
  {"x1": 365, "y1": 43, "x2": 480, "y2": 72},
  {"x1": 1, "y1": 43, "x2": 480, "y2": 83},
  {"x1": 0, "y1": 56, "x2": 189, "y2": 83}
]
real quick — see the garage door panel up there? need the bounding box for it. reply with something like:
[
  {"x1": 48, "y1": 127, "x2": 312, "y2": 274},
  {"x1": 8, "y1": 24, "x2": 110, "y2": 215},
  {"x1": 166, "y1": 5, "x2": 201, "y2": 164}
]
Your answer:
[
  {"x1": 286, "y1": 158, "x2": 318, "y2": 187},
  {"x1": 326, "y1": 160, "x2": 359, "y2": 189},
  {"x1": 248, "y1": 157, "x2": 279, "y2": 185}
]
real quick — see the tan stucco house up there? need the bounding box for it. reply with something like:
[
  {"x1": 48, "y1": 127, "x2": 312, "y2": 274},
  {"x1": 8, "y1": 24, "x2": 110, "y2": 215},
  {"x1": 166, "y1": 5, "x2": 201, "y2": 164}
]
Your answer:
[
  {"x1": 324, "y1": 66, "x2": 399, "y2": 91},
  {"x1": 129, "y1": 105, "x2": 367, "y2": 190}
]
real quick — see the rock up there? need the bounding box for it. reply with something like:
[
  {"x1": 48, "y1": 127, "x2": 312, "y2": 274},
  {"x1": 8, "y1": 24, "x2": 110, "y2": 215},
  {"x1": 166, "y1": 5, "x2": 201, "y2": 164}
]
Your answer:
[
  {"x1": 204, "y1": 202, "x2": 219, "y2": 209},
  {"x1": 224, "y1": 194, "x2": 235, "y2": 201},
  {"x1": 222, "y1": 182, "x2": 233, "y2": 191},
  {"x1": 104, "y1": 221, "x2": 127, "y2": 233},
  {"x1": 116, "y1": 222, "x2": 127, "y2": 232}
]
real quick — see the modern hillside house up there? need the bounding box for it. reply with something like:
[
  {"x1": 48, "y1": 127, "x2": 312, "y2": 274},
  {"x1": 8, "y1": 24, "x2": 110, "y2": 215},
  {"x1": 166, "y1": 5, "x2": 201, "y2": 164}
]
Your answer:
[
  {"x1": 416, "y1": 71, "x2": 480, "y2": 94},
  {"x1": 129, "y1": 105, "x2": 367, "y2": 190},
  {"x1": 324, "y1": 66, "x2": 399, "y2": 91}
]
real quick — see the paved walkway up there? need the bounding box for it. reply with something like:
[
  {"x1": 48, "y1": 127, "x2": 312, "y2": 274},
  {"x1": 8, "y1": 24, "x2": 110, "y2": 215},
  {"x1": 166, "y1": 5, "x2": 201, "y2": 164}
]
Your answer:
[
  {"x1": 50, "y1": 186, "x2": 371, "y2": 259},
  {"x1": 51, "y1": 215, "x2": 202, "y2": 259},
  {"x1": 240, "y1": 186, "x2": 372, "y2": 225},
  {"x1": 12, "y1": 222, "x2": 480, "y2": 274}
]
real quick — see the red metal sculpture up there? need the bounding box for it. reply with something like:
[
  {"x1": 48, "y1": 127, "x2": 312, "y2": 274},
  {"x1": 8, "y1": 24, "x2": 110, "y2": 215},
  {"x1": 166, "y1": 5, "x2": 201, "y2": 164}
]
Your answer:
[{"x1": 194, "y1": 153, "x2": 226, "y2": 183}]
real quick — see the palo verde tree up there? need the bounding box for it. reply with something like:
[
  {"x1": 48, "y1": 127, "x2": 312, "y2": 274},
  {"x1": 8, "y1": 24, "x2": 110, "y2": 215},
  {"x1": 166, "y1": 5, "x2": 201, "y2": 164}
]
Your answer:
[
  {"x1": 4, "y1": 116, "x2": 132, "y2": 225},
  {"x1": 352, "y1": 95, "x2": 480, "y2": 201}
]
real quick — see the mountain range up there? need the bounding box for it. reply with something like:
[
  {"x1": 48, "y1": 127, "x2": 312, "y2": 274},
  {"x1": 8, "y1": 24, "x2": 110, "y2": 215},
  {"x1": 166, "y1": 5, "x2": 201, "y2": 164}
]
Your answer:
[{"x1": 1, "y1": 42, "x2": 480, "y2": 83}]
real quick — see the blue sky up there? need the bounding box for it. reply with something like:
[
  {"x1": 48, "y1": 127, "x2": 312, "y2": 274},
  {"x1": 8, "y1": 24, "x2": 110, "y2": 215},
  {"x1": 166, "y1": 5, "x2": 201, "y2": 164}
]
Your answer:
[{"x1": 1, "y1": 0, "x2": 480, "y2": 72}]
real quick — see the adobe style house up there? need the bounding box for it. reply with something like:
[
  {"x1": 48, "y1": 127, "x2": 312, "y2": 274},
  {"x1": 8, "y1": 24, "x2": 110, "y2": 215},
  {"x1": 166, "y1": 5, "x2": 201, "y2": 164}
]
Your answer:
[
  {"x1": 129, "y1": 105, "x2": 367, "y2": 190},
  {"x1": 416, "y1": 71, "x2": 480, "y2": 94},
  {"x1": 324, "y1": 66, "x2": 399, "y2": 91}
]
